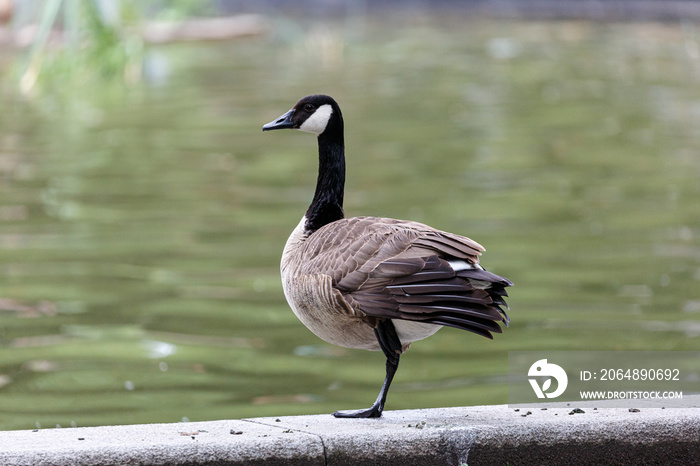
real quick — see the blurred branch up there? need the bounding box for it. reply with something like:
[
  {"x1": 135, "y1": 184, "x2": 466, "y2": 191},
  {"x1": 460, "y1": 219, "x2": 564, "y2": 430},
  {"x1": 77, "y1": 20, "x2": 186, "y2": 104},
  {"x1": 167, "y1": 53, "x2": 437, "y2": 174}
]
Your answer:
[
  {"x1": 20, "y1": 0, "x2": 62, "y2": 94},
  {"x1": 3, "y1": 13, "x2": 269, "y2": 48},
  {"x1": 141, "y1": 15, "x2": 268, "y2": 44},
  {"x1": 64, "y1": 0, "x2": 80, "y2": 51}
]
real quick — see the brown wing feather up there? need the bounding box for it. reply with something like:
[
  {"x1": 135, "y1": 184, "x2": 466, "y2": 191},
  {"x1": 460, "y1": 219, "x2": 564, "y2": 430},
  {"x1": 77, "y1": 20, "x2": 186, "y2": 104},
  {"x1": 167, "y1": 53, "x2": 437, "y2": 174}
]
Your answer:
[{"x1": 298, "y1": 216, "x2": 511, "y2": 339}]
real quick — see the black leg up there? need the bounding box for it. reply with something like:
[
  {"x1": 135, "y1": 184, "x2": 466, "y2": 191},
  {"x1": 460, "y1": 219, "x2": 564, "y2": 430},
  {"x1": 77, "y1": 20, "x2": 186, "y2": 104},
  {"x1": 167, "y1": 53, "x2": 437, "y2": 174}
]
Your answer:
[{"x1": 333, "y1": 320, "x2": 402, "y2": 418}]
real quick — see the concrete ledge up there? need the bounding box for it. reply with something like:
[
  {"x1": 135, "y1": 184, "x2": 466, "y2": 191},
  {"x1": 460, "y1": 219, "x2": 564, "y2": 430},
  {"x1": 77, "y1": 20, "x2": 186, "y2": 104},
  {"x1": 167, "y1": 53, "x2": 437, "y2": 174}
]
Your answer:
[{"x1": 2, "y1": 402, "x2": 699, "y2": 465}]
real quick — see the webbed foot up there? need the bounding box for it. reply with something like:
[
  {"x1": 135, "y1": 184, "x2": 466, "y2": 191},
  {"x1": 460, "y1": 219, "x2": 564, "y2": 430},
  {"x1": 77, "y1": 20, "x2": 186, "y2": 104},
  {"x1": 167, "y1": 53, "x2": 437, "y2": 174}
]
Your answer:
[{"x1": 332, "y1": 405, "x2": 383, "y2": 418}]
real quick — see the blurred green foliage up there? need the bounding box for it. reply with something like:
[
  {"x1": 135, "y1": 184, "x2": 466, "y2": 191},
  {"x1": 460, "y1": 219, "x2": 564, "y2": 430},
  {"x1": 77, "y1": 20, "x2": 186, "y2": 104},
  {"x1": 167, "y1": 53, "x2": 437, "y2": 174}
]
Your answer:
[{"x1": 17, "y1": 0, "x2": 215, "y2": 96}]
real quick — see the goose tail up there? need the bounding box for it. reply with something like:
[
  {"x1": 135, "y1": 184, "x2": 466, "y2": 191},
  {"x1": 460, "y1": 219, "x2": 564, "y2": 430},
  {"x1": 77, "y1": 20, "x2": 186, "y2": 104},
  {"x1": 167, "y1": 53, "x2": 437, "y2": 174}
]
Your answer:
[{"x1": 380, "y1": 256, "x2": 512, "y2": 339}]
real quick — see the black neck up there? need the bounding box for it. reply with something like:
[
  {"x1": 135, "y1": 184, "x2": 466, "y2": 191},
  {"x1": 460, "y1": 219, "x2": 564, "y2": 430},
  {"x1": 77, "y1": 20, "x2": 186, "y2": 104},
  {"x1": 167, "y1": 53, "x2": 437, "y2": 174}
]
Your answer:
[{"x1": 305, "y1": 131, "x2": 345, "y2": 233}]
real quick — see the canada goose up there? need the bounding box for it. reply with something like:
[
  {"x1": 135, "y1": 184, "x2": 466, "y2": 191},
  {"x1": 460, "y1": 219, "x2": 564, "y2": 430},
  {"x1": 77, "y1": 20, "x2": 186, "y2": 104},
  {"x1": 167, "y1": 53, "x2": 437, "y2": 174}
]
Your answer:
[{"x1": 262, "y1": 94, "x2": 512, "y2": 418}]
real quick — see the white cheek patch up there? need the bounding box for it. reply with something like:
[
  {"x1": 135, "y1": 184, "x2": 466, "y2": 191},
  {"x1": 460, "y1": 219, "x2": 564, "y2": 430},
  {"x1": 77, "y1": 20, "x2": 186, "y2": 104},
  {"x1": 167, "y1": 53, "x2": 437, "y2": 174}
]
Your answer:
[{"x1": 299, "y1": 104, "x2": 333, "y2": 135}]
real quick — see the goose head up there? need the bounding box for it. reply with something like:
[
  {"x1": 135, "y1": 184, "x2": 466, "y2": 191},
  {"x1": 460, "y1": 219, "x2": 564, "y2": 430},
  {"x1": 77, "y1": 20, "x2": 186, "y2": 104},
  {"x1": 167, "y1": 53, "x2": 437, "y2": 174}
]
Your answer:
[{"x1": 262, "y1": 94, "x2": 343, "y2": 137}]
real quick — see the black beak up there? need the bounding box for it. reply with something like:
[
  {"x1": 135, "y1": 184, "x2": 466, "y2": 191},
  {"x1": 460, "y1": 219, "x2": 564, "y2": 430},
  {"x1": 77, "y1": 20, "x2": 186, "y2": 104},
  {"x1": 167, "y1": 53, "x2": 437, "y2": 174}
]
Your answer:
[{"x1": 262, "y1": 109, "x2": 295, "y2": 131}]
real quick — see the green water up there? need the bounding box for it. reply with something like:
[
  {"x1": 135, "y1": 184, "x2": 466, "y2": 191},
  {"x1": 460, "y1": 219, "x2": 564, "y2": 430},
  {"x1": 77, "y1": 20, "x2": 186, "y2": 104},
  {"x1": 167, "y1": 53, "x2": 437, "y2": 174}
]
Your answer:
[{"x1": 0, "y1": 17, "x2": 699, "y2": 430}]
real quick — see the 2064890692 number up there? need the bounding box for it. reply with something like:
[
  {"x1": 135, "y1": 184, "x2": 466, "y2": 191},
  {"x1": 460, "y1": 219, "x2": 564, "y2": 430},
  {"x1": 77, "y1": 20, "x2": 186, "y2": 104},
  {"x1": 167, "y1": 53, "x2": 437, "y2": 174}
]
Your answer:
[{"x1": 599, "y1": 368, "x2": 680, "y2": 381}]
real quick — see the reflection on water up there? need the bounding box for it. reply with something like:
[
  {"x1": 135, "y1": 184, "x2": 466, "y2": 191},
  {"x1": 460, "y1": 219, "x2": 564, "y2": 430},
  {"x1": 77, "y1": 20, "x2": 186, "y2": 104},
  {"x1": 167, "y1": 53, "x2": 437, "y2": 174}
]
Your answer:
[{"x1": 0, "y1": 17, "x2": 699, "y2": 430}]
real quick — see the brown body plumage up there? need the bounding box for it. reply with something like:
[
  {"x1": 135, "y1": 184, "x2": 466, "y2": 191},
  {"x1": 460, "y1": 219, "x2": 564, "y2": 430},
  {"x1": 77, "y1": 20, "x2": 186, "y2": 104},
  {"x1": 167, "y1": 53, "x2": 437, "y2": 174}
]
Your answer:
[{"x1": 281, "y1": 216, "x2": 509, "y2": 351}]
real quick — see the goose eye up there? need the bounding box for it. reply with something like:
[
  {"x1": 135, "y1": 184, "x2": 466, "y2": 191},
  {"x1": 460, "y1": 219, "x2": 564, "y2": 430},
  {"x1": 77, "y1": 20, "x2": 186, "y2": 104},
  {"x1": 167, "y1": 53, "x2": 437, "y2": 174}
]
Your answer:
[{"x1": 303, "y1": 104, "x2": 315, "y2": 112}]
